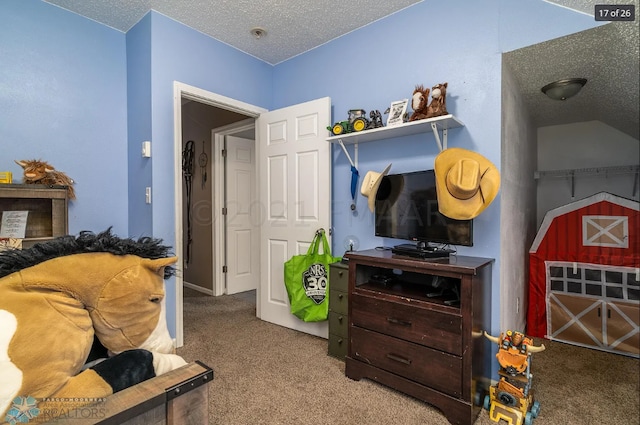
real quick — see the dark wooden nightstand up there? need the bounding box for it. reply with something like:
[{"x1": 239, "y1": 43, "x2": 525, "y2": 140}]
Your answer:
[{"x1": 328, "y1": 261, "x2": 348, "y2": 360}]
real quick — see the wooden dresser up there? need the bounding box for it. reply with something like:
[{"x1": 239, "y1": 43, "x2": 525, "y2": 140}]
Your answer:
[
  {"x1": 328, "y1": 261, "x2": 349, "y2": 359},
  {"x1": 344, "y1": 249, "x2": 493, "y2": 425}
]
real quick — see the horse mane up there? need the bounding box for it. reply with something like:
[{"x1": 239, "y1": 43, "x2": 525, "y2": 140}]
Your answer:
[{"x1": 0, "y1": 228, "x2": 175, "y2": 279}]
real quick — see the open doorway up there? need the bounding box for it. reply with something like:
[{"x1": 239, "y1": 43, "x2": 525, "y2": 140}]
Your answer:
[
  {"x1": 180, "y1": 102, "x2": 250, "y2": 296},
  {"x1": 173, "y1": 82, "x2": 267, "y2": 347},
  {"x1": 499, "y1": 22, "x2": 639, "y2": 333},
  {"x1": 210, "y1": 120, "x2": 259, "y2": 297},
  {"x1": 174, "y1": 85, "x2": 332, "y2": 345}
]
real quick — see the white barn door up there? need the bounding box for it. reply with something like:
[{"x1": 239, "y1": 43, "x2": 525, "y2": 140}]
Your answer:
[{"x1": 257, "y1": 97, "x2": 331, "y2": 338}]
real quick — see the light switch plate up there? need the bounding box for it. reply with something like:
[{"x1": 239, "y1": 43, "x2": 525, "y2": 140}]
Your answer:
[{"x1": 142, "y1": 141, "x2": 151, "y2": 157}]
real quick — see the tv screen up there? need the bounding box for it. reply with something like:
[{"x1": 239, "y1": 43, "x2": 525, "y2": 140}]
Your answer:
[{"x1": 374, "y1": 170, "x2": 473, "y2": 247}]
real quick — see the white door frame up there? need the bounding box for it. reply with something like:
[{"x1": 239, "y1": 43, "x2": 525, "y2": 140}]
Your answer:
[
  {"x1": 173, "y1": 81, "x2": 267, "y2": 347},
  {"x1": 211, "y1": 118, "x2": 256, "y2": 297}
]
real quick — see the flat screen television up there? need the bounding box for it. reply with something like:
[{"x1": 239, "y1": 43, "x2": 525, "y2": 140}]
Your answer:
[{"x1": 374, "y1": 170, "x2": 473, "y2": 251}]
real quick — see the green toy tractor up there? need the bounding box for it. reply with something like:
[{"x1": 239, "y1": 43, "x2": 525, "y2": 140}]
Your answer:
[{"x1": 328, "y1": 109, "x2": 369, "y2": 136}]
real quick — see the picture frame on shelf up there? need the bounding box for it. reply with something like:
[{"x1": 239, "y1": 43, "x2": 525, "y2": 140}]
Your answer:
[{"x1": 387, "y1": 99, "x2": 408, "y2": 127}]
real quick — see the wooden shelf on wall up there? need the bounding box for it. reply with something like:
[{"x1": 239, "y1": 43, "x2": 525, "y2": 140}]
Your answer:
[{"x1": 0, "y1": 184, "x2": 69, "y2": 248}]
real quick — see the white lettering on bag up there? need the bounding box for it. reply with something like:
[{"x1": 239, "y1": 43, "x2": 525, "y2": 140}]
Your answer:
[{"x1": 302, "y1": 263, "x2": 327, "y2": 304}]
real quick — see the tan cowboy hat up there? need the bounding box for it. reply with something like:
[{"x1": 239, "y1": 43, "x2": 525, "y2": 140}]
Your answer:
[
  {"x1": 360, "y1": 163, "x2": 392, "y2": 212},
  {"x1": 434, "y1": 148, "x2": 500, "y2": 220}
]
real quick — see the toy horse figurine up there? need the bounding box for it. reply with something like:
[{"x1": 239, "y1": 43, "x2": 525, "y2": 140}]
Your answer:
[
  {"x1": 0, "y1": 229, "x2": 186, "y2": 423},
  {"x1": 409, "y1": 84, "x2": 430, "y2": 121},
  {"x1": 426, "y1": 82, "x2": 449, "y2": 118}
]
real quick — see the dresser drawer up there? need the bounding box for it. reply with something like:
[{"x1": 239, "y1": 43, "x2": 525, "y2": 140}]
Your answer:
[
  {"x1": 328, "y1": 311, "x2": 348, "y2": 336},
  {"x1": 351, "y1": 293, "x2": 462, "y2": 355},
  {"x1": 350, "y1": 326, "x2": 462, "y2": 397},
  {"x1": 330, "y1": 263, "x2": 349, "y2": 292},
  {"x1": 329, "y1": 288, "x2": 348, "y2": 315},
  {"x1": 328, "y1": 333, "x2": 347, "y2": 359}
]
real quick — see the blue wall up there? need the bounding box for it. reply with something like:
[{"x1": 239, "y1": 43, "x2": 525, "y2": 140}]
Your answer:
[
  {"x1": 125, "y1": 11, "x2": 274, "y2": 241},
  {"x1": 272, "y1": 0, "x2": 598, "y2": 342},
  {"x1": 274, "y1": 0, "x2": 503, "y2": 257},
  {"x1": 1, "y1": 0, "x2": 128, "y2": 235},
  {"x1": 1, "y1": 0, "x2": 599, "y2": 352},
  {"x1": 146, "y1": 11, "x2": 273, "y2": 247},
  {"x1": 126, "y1": 13, "x2": 154, "y2": 238},
  {"x1": 141, "y1": 12, "x2": 273, "y2": 333}
]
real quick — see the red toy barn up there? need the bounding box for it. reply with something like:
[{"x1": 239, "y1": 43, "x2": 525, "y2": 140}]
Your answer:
[{"x1": 527, "y1": 192, "x2": 639, "y2": 357}]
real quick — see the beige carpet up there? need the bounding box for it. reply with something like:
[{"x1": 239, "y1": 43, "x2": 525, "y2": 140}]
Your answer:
[{"x1": 177, "y1": 291, "x2": 640, "y2": 425}]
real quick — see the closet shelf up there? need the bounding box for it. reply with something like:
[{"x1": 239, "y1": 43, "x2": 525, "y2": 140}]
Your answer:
[{"x1": 534, "y1": 164, "x2": 639, "y2": 179}]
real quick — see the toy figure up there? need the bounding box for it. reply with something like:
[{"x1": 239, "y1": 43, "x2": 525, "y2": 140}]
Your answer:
[
  {"x1": 368, "y1": 110, "x2": 384, "y2": 129},
  {"x1": 15, "y1": 159, "x2": 76, "y2": 200},
  {"x1": 409, "y1": 84, "x2": 430, "y2": 121},
  {"x1": 483, "y1": 330, "x2": 545, "y2": 425},
  {"x1": 426, "y1": 82, "x2": 448, "y2": 118}
]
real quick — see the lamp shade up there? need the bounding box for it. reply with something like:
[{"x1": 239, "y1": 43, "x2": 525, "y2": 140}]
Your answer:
[{"x1": 541, "y1": 78, "x2": 587, "y2": 100}]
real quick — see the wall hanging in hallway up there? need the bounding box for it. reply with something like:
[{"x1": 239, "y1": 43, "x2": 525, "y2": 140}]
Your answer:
[{"x1": 182, "y1": 140, "x2": 195, "y2": 264}]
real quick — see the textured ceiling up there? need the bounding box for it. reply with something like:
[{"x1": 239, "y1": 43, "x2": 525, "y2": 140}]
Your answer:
[
  {"x1": 504, "y1": 12, "x2": 639, "y2": 139},
  {"x1": 43, "y1": 0, "x2": 423, "y2": 65},
  {"x1": 43, "y1": 0, "x2": 639, "y2": 139}
]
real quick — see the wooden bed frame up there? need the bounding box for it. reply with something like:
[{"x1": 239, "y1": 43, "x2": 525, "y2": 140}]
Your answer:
[{"x1": 42, "y1": 362, "x2": 213, "y2": 425}]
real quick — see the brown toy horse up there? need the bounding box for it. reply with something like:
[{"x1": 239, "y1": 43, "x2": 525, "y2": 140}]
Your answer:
[
  {"x1": 0, "y1": 229, "x2": 186, "y2": 423},
  {"x1": 426, "y1": 82, "x2": 449, "y2": 118},
  {"x1": 409, "y1": 84, "x2": 430, "y2": 121}
]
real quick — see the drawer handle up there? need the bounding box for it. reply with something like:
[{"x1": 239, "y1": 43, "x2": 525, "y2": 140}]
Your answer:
[
  {"x1": 386, "y1": 353, "x2": 412, "y2": 365},
  {"x1": 338, "y1": 315, "x2": 343, "y2": 323},
  {"x1": 337, "y1": 338, "x2": 343, "y2": 345},
  {"x1": 338, "y1": 294, "x2": 344, "y2": 300},
  {"x1": 338, "y1": 271, "x2": 344, "y2": 277},
  {"x1": 387, "y1": 317, "x2": 412, "y2": 327}
]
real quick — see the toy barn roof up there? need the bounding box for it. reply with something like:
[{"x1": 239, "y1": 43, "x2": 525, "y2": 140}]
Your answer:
[{"x1": 530, "y1": 192, "x2": 639, "y2": 253}]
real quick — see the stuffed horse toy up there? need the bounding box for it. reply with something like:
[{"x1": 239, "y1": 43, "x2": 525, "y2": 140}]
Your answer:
[
  {"x1": 0, "y1": 229, "x2": 186, "y2": 423},
  {"x1": 409, "y1": 84, "x2": 430, "y2": 122},
  {"x1": 426, "y1": 82, "x2": 448, "y2": 118}
]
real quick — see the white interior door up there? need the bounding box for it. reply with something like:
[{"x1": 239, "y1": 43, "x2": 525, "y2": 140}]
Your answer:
[
  {"x1": 257, "y1": 97, "x2": 331, "y2": 338},
  {"x1": 225, "y1": 135, "x2": 259, "y2": 294}
]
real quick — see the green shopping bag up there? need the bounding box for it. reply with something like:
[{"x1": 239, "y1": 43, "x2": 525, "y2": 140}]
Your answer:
[{"x1": 284, "y1": 229, "x2": 342, "y2": 322}]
